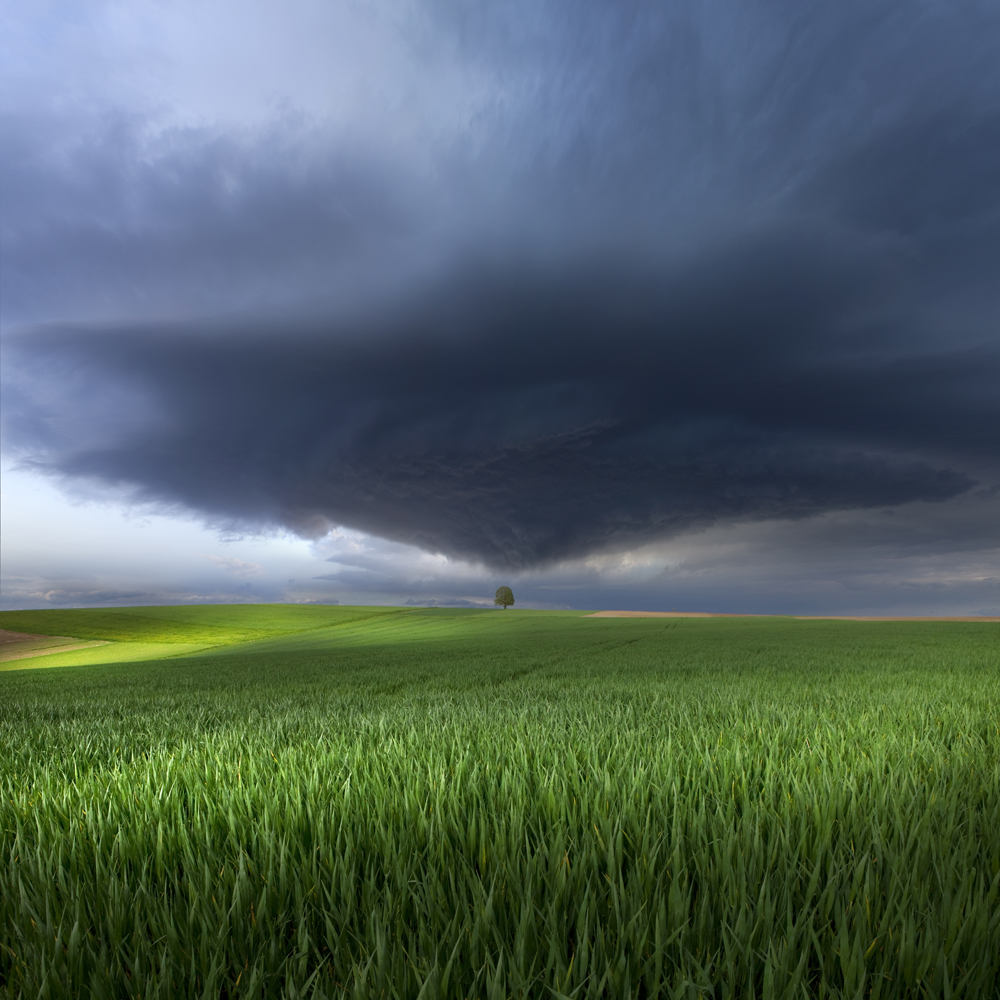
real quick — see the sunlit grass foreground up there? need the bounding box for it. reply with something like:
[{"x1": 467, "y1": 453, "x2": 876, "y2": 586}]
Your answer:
[{"x1": 1, "y1": 605, "x2": 998, "y2": 998}]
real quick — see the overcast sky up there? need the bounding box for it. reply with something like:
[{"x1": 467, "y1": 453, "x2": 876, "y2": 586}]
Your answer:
[{"x1": 2, "y1": 0, "x2": 998, "y2": 614}]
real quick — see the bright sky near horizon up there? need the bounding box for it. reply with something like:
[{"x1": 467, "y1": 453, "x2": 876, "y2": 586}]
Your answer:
[{"x1": 2, "y1": 0, "x2": 998, "y2": 614}]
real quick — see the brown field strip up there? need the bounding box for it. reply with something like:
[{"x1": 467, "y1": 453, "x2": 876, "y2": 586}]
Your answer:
[{"x1": 0, "y1": 628, "x2": 109, "y2": 662}]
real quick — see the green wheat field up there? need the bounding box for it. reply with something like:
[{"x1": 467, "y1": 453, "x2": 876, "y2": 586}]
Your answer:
[{"x1": 1, "y1": 605, "x2": 997, "y2": 999}]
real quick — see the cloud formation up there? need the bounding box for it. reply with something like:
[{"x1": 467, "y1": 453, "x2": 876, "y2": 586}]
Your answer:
[
  {"x1": 2, "y1": 0, "x2": 999, "y2": 579},
  {"x1": 204, "y1": 555, "x2": 264, "y2": 578},
  {"x1": 6, "y1": 243, "x2": 995, "y2": 568}
]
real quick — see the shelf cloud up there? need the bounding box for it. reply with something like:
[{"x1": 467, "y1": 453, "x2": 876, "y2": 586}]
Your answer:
[{"x1": 3, "y1": 0, "x2": 999, "y2": 580}]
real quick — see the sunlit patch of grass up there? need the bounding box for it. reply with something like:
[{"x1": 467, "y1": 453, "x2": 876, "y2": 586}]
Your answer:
[
  {"x1": 0, "y1": 604, "x2": 411, "y2": 669},
  {"x1": 0, "y1": 640, "x2": 206, "y2": 672}
]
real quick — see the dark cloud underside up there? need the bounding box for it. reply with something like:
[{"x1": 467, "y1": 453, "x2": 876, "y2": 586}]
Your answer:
[
  {"x1": 2, "y1": 0, "x2": 999, "y2": 569},
  {"x1": 7, "y1": 239, "x2": 994, "y2": 566}
]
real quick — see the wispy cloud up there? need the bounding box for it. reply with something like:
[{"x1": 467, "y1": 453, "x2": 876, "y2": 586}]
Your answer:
[{"x1": 203, "y1": 555, "x2": 264, "y2": 578}]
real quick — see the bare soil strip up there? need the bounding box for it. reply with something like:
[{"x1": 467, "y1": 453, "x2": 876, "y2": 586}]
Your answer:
[
  {"x1": 585, "y1": 611, "x2": 1000, "y2": 621},
  {"x1": 0, "y1": 628, "x2": 109, "y2": 663},
  {"x1": 586, "y1": 611, "x2": 734, "y2": 618}
]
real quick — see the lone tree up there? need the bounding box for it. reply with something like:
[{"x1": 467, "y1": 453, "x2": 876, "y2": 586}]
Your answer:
[{"x1": 494, "y1": 586, "x2": 515, "y2": 609}]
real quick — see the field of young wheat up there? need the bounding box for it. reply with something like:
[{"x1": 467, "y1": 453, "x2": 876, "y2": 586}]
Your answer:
[{"x1": 1, "y1": 606, "x2": 997, "y2": 999}]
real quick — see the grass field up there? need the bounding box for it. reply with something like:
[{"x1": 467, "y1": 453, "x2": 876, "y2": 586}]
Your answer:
[{"x1": 1, "y1": 605, "x2": 998, "y2": 999}]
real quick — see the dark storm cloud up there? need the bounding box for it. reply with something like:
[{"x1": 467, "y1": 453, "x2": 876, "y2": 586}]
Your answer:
[
  {"x1": 5, "y1": 235, "x2": 994, "y2": 567},
  {"x1": 3, "y1": 0, "x2": 1000, "y2": 568}
]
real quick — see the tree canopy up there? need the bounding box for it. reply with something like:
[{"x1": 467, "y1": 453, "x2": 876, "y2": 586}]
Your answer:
[{"x1": 494, "y1": 586, "x2": 514, "y2": 609}]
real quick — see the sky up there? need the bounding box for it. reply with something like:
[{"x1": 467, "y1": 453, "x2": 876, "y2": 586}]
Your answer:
[{"x1": 1, "y1": 0, "x2": 998, "y2": 614}]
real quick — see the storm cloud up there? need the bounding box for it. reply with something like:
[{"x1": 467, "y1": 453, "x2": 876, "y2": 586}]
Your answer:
[
  {"x1": 6, "y1": 238, "x2": 995, "y2": 568},
  {"x1": 3, "y1": 0, "x2": 999, "y2": 575}
]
